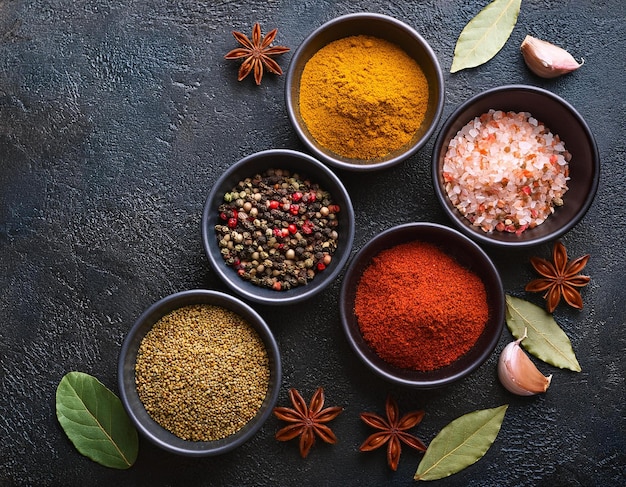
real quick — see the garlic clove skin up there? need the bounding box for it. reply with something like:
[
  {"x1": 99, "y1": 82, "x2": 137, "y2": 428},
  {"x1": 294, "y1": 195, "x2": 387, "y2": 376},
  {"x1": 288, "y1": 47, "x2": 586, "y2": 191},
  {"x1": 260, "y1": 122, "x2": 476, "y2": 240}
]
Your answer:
[
  {"x1": 520, "y1": 35, "x2": 583, "y2": 79},
  {"x1": 498, "y1": 332, "x2": 552, "y2": 396}
]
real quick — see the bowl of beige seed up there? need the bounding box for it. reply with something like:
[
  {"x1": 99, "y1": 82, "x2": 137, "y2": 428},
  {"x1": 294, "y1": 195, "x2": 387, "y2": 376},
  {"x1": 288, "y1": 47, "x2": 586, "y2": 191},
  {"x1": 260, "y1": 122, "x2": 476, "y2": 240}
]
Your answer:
[{"x1": 118, "y1": 289, "x2": 282, "y2": 456}]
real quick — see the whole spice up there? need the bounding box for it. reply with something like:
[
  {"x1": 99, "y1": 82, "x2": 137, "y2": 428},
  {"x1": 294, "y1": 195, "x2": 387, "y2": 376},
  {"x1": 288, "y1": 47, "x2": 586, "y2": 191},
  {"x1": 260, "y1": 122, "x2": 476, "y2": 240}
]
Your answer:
[
  {"x1": 56, "y1": 372, "x2": 138, "y2": 469},
  {"x1": 505, "y1": 295, "x2": 582, "y2": 372},
  {"x1": 520, "y1": 35, "x2": 583, "y2": 78},
  {"x1": 450, "y1": 0, "x2": 521, "y2": 73},
  {"x1": 359, "y1": 395, "x2": 427, "y2": 471},
  {"x1": 215, "y1": 168, "x2": 340, "y2": 291},
  {"x1": 224, "y1": 23, "x2": 290, "y2": 85},
  {"x1": 135, "y1": 304, "x2": 270, "y2": 442},
  {"x1": 498, "y1": 328, "x2": 552, "y2": 396},
  {"x1": 273, "y1": 387, "x2": 343, "y2": 458},
  {"x1": 354, "y1": 241, "x2": 488, "y2": 371},
  {"x1": 525, "y1": 240, "x2": 590, "y2": 313},
  {"x1": 299, "y1": 35, "x2": 429, "y2": 161},
  {"x1": 414, "y1": 405, "x2": 508, "y2": 481}
]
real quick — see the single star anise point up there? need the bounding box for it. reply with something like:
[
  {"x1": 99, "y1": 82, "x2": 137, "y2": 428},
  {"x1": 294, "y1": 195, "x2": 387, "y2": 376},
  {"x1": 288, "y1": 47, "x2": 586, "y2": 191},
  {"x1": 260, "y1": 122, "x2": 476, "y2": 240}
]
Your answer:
[
  {"x1": 273, "y1": 387, "x2": 342, "y2": 458},
  {"x1": 525, "y1": 240, "x2": 590, "y2": 313},
  {"x1": 359, "y1": 395, "x2": 427, "y2": 471},
  {"x1": 224, "y1": 22, "x2": 290, "y2": 85}
]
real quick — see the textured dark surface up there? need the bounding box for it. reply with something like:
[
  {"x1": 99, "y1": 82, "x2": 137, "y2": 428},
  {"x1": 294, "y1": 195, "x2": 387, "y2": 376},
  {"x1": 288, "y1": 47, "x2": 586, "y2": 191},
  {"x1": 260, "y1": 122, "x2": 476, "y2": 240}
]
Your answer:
[{"x1": 1, "y1": 1, "x2": 624, "y2": 485}]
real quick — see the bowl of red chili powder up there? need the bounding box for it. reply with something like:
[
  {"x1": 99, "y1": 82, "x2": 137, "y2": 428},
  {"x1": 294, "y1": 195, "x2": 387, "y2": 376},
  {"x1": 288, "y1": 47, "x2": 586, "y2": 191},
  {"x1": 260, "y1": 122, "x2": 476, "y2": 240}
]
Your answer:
[
  {"x1": 285, "y1": 12, "x2": 444, "y2": 171},
  {"x1": 340, "y1": 223, "x2": 505, "y2": 388},
  {"x1": 432, "y1": 85, "x2": 600, "y2": 248}
]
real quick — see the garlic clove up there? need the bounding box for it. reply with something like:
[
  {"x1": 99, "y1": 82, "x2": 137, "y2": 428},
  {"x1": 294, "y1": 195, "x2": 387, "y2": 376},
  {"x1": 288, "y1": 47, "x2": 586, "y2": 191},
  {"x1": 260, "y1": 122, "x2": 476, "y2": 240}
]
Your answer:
[
  {"x1": 498, "y1": 329, "x2": 552, "y2": 396},
  {"x1": 520, "y1": 35, "x2": 583, "y2": 79}
]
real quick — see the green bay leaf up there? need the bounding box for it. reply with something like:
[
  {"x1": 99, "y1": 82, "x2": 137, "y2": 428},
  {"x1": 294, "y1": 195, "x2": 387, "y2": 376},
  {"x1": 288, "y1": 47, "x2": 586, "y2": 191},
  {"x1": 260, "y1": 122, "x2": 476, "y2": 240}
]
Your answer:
[
  {"x1": 450, "y1": 0, "x2": 522, "y2": 73},
  {"x1": 414, "y1": 405, "x2": 508, "y2": 481},
  {"x1": 56, "y1": 371, "x2": 138, "y2": 469},
  {"x1": 505, "y1": 295, "x2": 581, "y2": 372}
]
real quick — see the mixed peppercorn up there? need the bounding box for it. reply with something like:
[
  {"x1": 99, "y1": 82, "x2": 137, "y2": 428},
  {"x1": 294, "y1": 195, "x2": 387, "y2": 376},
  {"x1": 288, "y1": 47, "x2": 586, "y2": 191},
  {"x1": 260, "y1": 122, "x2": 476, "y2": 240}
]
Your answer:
[{"x1": 215, "y1": 168, "x2": 340, "y2": 291}]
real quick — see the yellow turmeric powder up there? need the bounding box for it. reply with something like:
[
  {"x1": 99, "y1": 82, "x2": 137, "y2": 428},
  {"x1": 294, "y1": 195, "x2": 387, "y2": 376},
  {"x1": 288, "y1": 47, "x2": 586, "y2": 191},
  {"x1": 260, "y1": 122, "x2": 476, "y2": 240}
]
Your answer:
[{"x1": 299, "y1": 35, "x2": 429, "y2": 161}]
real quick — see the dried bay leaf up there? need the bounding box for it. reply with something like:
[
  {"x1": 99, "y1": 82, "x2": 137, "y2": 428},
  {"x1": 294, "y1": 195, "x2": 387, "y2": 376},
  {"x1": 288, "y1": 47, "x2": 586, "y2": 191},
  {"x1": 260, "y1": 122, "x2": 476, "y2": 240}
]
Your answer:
[
  {"x1": 505, "y1": 295, "x2": 582, "y2": 372},
  {"x1": 414, "y1": 405, "x2": 508, "y2": 481},
  {"x1": 56, "y1": 371, "x2": 138, "y2": 469},
  {"x1": 450, "y1": 0, "x2": 522, "y2": 73}
]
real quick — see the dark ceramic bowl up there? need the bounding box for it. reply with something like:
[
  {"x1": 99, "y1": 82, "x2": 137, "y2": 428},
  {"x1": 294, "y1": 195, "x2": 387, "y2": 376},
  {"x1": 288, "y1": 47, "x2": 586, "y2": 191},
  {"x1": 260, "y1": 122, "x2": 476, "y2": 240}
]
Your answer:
[
  {"x1": 118, "y1": 289, "x2": 282, "y2": 457},
  {"x1": 285, "y1": 12, "x2": 444, "y2": 172},
  {"x1": 432, "y1": 85, "x2": 600, "y2": 248},
  {"x1": 340, "y1": 223, "x2": 504, "y2": 389},
  {"x1": 202, "y1": 149, "x2": 355, "y2": 305}
]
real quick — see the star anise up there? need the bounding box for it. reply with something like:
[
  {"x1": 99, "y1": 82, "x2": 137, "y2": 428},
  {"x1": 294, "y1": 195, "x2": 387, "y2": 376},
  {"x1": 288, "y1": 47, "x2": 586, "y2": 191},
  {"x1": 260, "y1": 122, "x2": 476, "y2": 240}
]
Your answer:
[
  {"x1": 273, "y1": 387, "x2": 343, "y2": 458},
  {"x1": 359, "y1": 396, "x2": 427, "y2": 471},
  {"x1": 224, "y1": 23, "x2": 290, "y2": 85},
  {"x1": 525, "y1": 240, "x2": 590, "y2": 313}
]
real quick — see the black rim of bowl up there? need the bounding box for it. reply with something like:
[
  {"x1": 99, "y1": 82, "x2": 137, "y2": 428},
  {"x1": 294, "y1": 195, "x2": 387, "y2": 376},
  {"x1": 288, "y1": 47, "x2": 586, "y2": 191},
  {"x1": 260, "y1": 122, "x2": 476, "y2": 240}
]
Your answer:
[
  {"x1": 286, "y1": 12, "x2": 445, "y2": 172},
  {"x1": 339, "y1": 222, "x2": 504, "y2": 388},
  {"x1": 432, "y1": 84, "x2": 601, "y2": 248},
  {"x1": 202, "y1": 149, "x2": 355, "y2": 305},
  {"x1": 118, "y1": 289, "x2": 282, "y2": 456}
]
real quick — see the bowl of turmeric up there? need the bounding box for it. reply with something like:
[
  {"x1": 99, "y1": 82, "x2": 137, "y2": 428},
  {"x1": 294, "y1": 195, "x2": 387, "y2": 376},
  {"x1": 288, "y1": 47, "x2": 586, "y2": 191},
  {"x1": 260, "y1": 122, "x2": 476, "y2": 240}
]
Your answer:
[
  {"x1": 285, "y1": 13, "x2": 444, "y2": 172},
  {"x1": 339, "y1": 223, "x2": 505, "y2": 389}
]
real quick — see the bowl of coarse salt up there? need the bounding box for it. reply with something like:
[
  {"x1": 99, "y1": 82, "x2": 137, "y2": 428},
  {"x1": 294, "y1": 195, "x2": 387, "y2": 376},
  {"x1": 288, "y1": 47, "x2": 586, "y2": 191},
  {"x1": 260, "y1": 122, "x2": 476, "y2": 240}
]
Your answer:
[{"x1": 432, "y1": 85, "x2": 600, "y2": 248}]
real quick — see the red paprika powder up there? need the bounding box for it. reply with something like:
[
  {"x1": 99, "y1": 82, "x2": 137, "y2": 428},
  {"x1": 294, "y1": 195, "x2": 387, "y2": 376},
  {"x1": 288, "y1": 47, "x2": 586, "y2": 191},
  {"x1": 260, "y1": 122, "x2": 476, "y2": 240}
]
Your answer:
[{"x1": 354, "y1": 241, "x2": 488, "y2": 371}]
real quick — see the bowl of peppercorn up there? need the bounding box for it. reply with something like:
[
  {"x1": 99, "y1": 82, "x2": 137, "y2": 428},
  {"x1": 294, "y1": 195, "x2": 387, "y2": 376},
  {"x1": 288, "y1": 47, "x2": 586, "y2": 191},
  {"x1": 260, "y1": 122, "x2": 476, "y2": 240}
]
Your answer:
[
  {"x1": 339, "y1": 223, "x2": 505, "y2": 389},
  {"x1": 118, "y1": 289, "x2": 282, "y2": 456},
  {"x1": 432, "y1": 85, "x2": 600, "y2": 248},
  {"x1": 202, "y1": 149, "x2": 355, "y2": 305},
  {"x1": 285, "y1": 12, "x2": 445, "y2": 172}
]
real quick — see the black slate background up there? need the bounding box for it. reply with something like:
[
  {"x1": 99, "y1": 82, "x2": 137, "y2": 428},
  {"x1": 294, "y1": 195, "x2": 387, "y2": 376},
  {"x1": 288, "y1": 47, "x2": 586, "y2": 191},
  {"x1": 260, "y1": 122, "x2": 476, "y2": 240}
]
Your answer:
[{"x1": 1, "y1": 1, "x2": 625, "y2": 486}]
